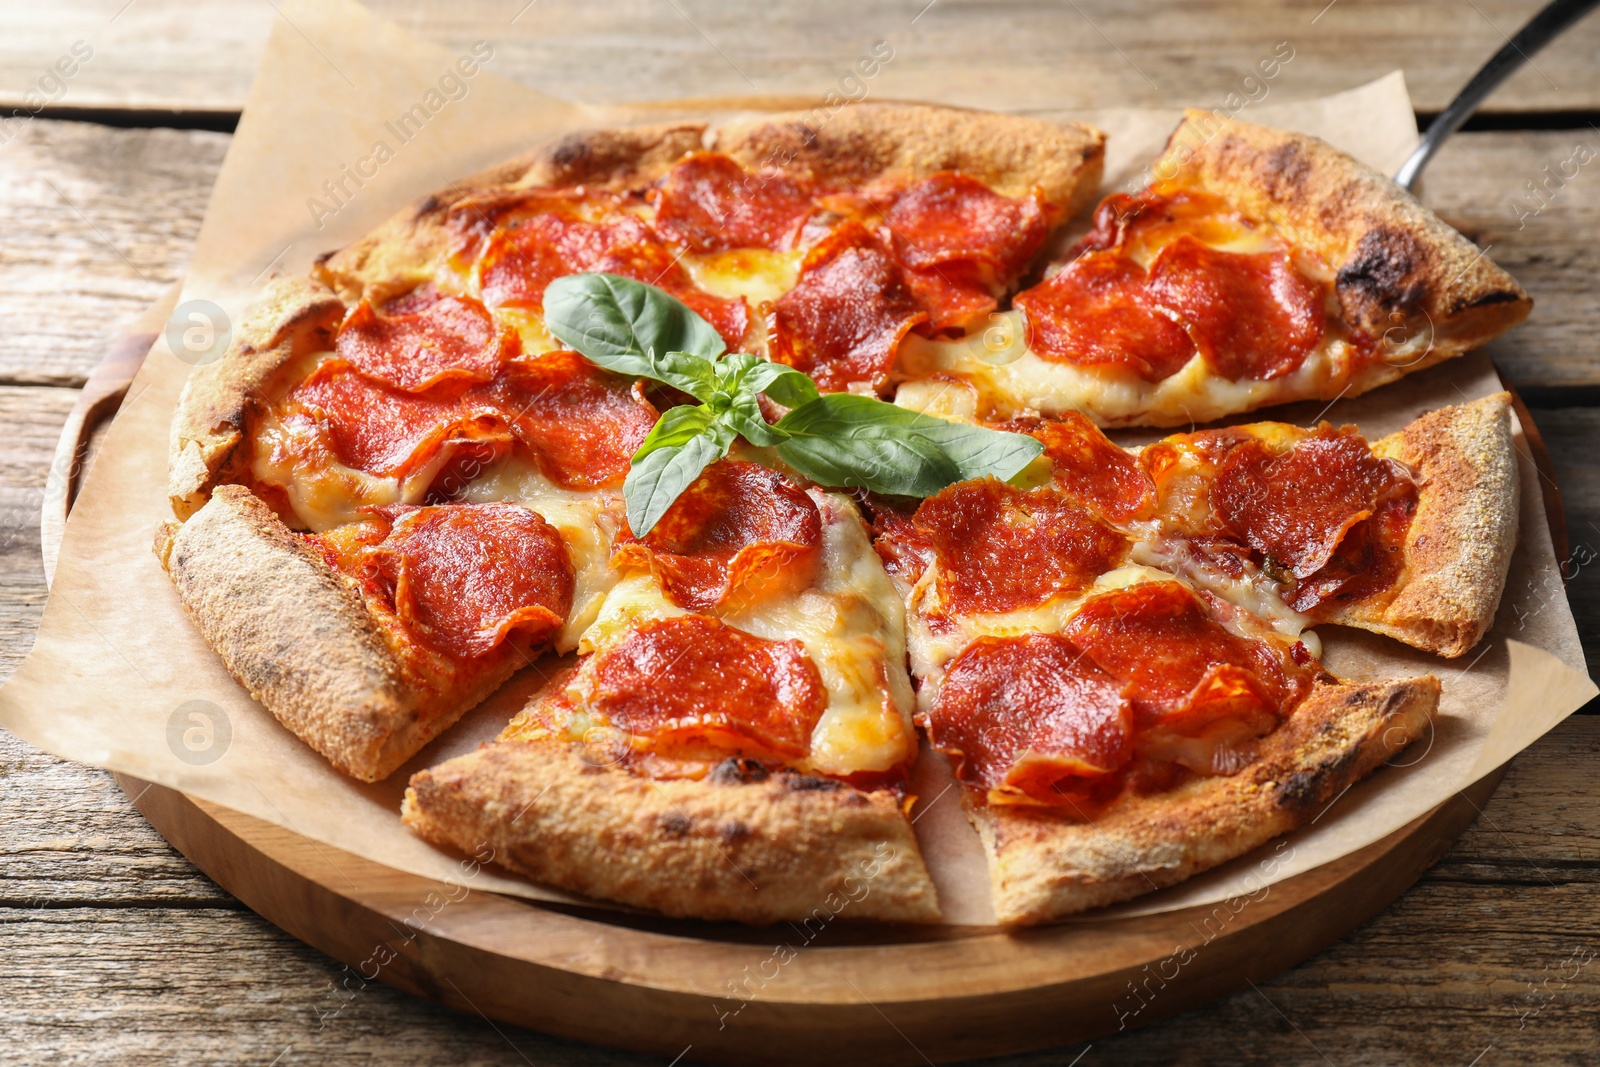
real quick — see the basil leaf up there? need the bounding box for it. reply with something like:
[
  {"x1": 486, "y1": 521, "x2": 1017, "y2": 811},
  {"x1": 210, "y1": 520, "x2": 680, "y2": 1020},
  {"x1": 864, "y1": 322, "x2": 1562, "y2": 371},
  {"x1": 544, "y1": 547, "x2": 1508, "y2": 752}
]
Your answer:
[
  {"x1": 707, "y1": 352, "x2": 819, "y2": 408},
  {"x1": 544, "y1": 273, "x2": 726, "y2": 376},
  {"x1": 625, "y1": 420, "x2": 737, "y2": 536},
  {"x1": 654, "y1": 350, "x2": 720, "y2": 402},
  {"x1": 721, "y1": 390, "x2": 789, "y2": 447},
  {"x1": 631, "y1": 404, "x2": 719, "y2": 462},
  {"x1": 774, "y1": 394, "x2": 1043, "y2": 497},
  {"x1": 625, "y1": 408, "x2": 739, "y2": 536},
  {"x1": 745, "y1": 362, "x2": 821, "y2": 410}
]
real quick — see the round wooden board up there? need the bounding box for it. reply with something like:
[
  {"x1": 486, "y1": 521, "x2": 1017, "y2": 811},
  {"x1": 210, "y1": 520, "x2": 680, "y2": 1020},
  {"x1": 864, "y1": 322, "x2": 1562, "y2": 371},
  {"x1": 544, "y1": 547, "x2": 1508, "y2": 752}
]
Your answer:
[{"x1": 45, "y1": 302, "x2": 1563, "y2": 1064}]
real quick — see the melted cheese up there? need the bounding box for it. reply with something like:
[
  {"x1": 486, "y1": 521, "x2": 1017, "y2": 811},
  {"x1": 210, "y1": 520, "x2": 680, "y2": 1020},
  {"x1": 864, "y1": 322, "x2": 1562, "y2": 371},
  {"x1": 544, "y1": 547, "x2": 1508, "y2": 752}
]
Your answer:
[
  {"x1": 248, "y1": 351, "x2": 426, "y2": 530},
  {"x1": 891, "y1": 206, "x2": 1365, "y2": 427},
  {"x1": 250, "y1": 410, "x2": 413, "y2": 529},
  {"x1": 1129, "y1": 539, "x2": 1314, "y2": 648},
  {"x1": 682, "y1": 248, "x2": 802, "y2": 307},
  {"x1": 897, "y1": 311, "x2": 1353, "y2": 427},
  {"x1": 455, "y1": 457, "x2": 625, "y2": 652},
  {"x1": 898, "y1": 557, "x2": 1315, "y2": 713},
  {"x1": 575, "y1": 491, "x2": 918, "y2": 777}
]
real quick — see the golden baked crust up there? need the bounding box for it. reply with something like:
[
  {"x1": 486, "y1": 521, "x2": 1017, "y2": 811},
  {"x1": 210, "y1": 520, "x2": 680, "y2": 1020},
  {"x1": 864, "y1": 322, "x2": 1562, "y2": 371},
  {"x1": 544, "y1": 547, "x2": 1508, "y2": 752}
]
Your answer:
[
  {"x1": 403, "y1": 739, "x2": 941, "y2": 924},
  {"x1": 167, "y1": 276, "x2": 344, "y2": 520},
  {"x1": 312, "y1": 106, "x2": 1106, "y2": 308},
  {"x1": 315, "y1": 121, "x2": 709, "y2": 305},
  {"x1": 976, "y1": 674, "x2": 1440, "y2": 924},
  {"x1": 1329, "y1": 392, "x2": 1521, "y2": 657},
  {"x1": 711, "y1": 103, "x2": 1107, "y2": 216},
  {"x1": 155, "y1": 485, "x2": 524, "y2": 782},
  {"x1": 1156, "y1": 111, "x2": 1531, "y2": 388}
]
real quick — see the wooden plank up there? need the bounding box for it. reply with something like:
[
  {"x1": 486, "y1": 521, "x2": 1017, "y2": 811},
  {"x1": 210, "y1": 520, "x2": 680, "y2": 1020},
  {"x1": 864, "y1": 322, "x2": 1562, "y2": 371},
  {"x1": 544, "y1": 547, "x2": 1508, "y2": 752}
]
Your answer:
[
  {"x1": 0, "y1": 720, "x2": 1594, "y2": 1064},
  {"x1": 0, "y1": 120, "x2": 226, "y2": 388},
  {"x1": 1529, "y1": 409, "x2": 1600, "y2": 671},
  {"x1": 1421, "y1": 132, "x2": 1600, "y2": 400},
  {"x1": 0, "y1": 386, "x2": 78, "y2": 679},
  {"x1": 7, "y1": 0, "x2": 1600, "y2": 118}
]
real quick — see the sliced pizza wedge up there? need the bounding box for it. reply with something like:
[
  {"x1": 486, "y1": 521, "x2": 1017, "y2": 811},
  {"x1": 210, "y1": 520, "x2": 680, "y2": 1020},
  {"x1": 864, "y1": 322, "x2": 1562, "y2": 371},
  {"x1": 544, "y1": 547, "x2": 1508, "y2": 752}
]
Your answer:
[
  {"x1": 404, "y1": 464, "x2": 941, "y2": 922},
  {"x1": 163, "y1": 276, "x2": 655, "y2": 778},
  {"x1": 895, "y1": 111, "x2": 1531, "y2": 426},
  {"x1": 313, "y1": 104, "x2": 1105, "y2": 395},
  {"x1": 156, "y1": 486, "x2": 571, "y2": 781},
  {"x1": 891, "y1": 392, "x2": 1519, "y2": 658},
  {"x1": 871, "y1": 496, "x2": 1439, "y2": 923},
  {"x1": 1129, "y1": 392, "x2": 1520, "y2": 657}
]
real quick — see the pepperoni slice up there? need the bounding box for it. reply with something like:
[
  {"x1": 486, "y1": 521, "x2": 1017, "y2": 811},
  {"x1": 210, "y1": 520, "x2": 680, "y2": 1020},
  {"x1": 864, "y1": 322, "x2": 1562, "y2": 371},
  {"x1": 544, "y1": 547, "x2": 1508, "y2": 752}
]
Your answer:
[
  {"x1": 479, "y1": 211, "x2": 645, "y2": 308},
  {"x1": 368, "y1": 503, "x2": 573, "y2": 659},
  {"x1": 1212, "y1": 425, "x2": 1415, "y2": 580},
  {"x1": 288, "y1": 362, "x2": 507, "y2": 478},
  {"x1": 929, "y1": 632, "x2": 1132, "y2": 805},
  {"x1": 1072, "y1": 190, "x2": 1161, "y2": 255},
  {"x1": 1146, "y1": 235, "x2": 1325, "y2": 381},
  {"x1": 1014, "y1": 251, "x2": 1197, "y2": 382},
  {"x1": 335, "y1": 294, "x2": 513, "y2": 393},
  {"x1": 651, "y1": 153, "x2": 815, "y2": 252},
  {"x1": 1063, "y1": 582, "x2": 1307, "y2": 729},
  {"x1": 612, "y1": 461, "x2": 822, "y2": 611},
  {"x1": 1287, "y1": 493, "x2": 1416, "y2": 613},
  {"x1": 478, "y1": 210, "x2": 750, "y2": 349},
  {"x1": 467, "y1": 351, "x2": 658, "y2": 490},
  {"x1": 902, "y1": 260, "x2": 998, "y2": 334},
  {"x1": 913, "y1": 480, "x2": 1129, "y2": 615},
  {"x1": 1004, "y1": 411, "x2": 1156, "y2": 522},
  {"x1": 869, "y1": 499, "x2": 934, "y2": 587},
  {"x1": 771, "y1": 224, "x2": 926, "y2": 392},
  {"x1": 882, "y1": 172, "x2": 1049, "y2": 276},
  {"x1": 588, "y1": 615, "x2": 826, "y2": 762},
  {"x1": 1072, "y1": 188, "x2": 1240, "y2": 259}
]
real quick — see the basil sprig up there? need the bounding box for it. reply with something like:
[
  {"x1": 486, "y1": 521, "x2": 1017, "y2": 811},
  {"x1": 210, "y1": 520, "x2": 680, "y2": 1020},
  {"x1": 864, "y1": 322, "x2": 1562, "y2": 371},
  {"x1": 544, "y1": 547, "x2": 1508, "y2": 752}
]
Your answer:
[{"x1": 544, "y1": 273, "x2": 1043, "y2": 535}]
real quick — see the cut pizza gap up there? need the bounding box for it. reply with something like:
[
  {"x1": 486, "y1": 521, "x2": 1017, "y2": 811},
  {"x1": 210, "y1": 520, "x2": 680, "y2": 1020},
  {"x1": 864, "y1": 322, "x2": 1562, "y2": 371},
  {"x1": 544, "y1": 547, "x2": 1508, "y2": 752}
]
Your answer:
[{"x1": 159, "y1": 103, "x2": 1524, "y2": 925}]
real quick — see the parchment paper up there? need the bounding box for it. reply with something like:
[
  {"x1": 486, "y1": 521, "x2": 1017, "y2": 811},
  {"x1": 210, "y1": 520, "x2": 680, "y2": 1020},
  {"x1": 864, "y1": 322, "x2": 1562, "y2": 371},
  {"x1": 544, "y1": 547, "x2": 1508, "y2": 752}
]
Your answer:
[{"x1": 0, "y1": 0, "x2": 1592, "y2": 926}]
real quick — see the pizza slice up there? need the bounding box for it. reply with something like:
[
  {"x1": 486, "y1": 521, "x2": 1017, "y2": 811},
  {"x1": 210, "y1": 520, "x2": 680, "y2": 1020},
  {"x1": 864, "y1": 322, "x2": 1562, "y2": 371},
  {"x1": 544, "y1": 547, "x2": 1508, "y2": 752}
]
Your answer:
[
  {"x1": 402, "y1": 461, "x2": 942, "y2": 922},
  {"x1": 893, "y1": 392, "x2": 1519, "y2": 658},
  {"x1": 313, "y1": 104, "x2": 1105, "y2": 395},
  {"x1": 927, "y1": 586, "x2": 1438, "y2": 923},
  {"x1": 156, "y1": 486, "x2": 572, "y2": 781},
  {"x1": 895, "y1": 111, "x2": 1532, "y2": 426},
  {"x1": 162, "y1": 274, "x2": 656, "y2": 779},
  {"x1": 1123, "y1": 393, "x2": 1520, "y2": 657},
  {"x1": 869, "y1": 396, "x2": 1514, "y2": 922}
]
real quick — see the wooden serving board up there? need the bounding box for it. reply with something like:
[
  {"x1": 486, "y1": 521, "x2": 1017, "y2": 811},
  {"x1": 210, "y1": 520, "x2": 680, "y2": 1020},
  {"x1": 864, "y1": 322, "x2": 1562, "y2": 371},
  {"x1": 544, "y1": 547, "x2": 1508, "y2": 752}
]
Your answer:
[{"x1": 41, "y1": 298, "x2": 1566, "y2": 1065}]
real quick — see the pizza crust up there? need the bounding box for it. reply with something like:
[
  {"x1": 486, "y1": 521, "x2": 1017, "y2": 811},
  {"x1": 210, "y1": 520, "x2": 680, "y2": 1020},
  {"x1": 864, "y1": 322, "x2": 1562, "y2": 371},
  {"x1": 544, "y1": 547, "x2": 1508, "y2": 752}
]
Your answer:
[
  {"x1": 1155, "y1": 111, "x2": 1531, "y2": 385},
  {"x1": 1330, "y1": 391, "x2": 1521, "y2": 657},
  {"x1": 974, "y1": 674, "x2": 1440, "y2": 925},
  {"x1": 710, "y1": 102, "x2": 1106, "y2": 216},
  {"x1": 168, "y1": 275, "x2": 345, "y2": 520},
  {"x1": 315, "y1": 120, "x2": 710, "y2": 305},
  {"x1": 313, "y1": 106, "x2": 1107, "y2": 308},
  {"x1": 402, "y1": 740, "x2": 941, "y2": 924},
  {"x1": 155, "y1": 485, "x2": 525, "y2": 782}
]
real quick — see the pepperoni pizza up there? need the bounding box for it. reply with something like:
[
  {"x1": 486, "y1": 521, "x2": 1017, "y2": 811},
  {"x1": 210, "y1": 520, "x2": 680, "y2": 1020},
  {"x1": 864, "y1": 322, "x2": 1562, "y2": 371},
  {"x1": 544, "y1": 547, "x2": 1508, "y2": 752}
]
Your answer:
[
  {"x1": 158, "y1": 104, "x2": 1525, "y2": 924},
  {"x1": 874, "y1": 394, "x2": 1513, "y2": 920},
  {"x1": 896, "y1": 109, "x2": 1531, "y2": 427}
]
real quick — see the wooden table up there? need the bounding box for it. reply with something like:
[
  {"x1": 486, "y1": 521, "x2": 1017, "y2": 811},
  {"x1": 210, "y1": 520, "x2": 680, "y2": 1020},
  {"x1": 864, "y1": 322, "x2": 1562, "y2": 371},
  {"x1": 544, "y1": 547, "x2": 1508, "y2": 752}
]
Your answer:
[{"x1": 3, "y1": 2, "x2": 1599, "y2": 1062}]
